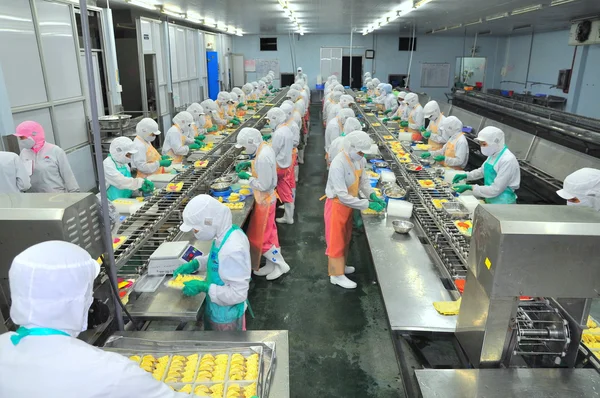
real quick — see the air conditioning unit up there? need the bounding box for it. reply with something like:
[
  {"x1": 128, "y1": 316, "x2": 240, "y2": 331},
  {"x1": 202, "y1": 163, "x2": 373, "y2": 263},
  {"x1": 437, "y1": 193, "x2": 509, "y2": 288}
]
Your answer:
[{"x1": 568, "y1": 19, "x2": 600, "y2": 45}]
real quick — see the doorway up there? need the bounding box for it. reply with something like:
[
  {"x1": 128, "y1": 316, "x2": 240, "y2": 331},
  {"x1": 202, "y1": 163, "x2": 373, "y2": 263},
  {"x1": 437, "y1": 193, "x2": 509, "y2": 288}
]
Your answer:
[
  {"x1": 143, "y1": 54, "x2": 158, "y2": 119},
  {"x1": 206, "y1": 51, "x2": 219, "y2": 100},
  {"x1": 342, "y1": 56, "x2": 363, "y2": 89}
]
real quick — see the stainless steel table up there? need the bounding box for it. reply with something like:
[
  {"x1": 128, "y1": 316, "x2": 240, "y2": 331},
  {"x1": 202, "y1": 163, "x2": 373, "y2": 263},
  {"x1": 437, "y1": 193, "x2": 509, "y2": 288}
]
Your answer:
[
  {"x1": 415, "y1": 368, "x2": 600, "y2": 398},
  {"x1": 363, "y1": 214, "x2": 457, "y2": 333},
  {"x1": 105, "y1": 330, "x2": 290, "y2": 398}
]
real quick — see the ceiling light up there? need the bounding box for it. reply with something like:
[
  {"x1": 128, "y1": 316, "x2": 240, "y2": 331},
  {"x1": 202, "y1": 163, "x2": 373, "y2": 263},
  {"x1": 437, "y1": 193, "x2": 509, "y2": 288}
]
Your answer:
[
  {"x1": 299, "y1": 29, "x2": 304, "y2": 36},
  {"x1": 551, "y1": 0, "x2": 577, "y2": 5},
  {"x1": 513, "y1": 24, "x2": 532, "y2": 31},
  {"x1": 204, "y1": 18, "x2": 217, "y2": 27},
  {"x1": 163, "y1": 4, "x2": 183, "y2": 13},
  {"x1": 217, "y1": 23, "x2": 227, "y2": 31},
  {"x1": 415, "y1": 0, "x2": 434, "y2": 7},
  {"x1": 464, "y1": 18, "x2": 482, "y2": 26},
  {"x1": 486, "y1": 12, "x2": 508, "y2": 21},
  {"x1": 278, "y1": 0, "x2": 287, "y2": 8},
  {"x1": 447, "y1": 23, "x2": 462, "y2": 30},
  {"x1": 186, "y1": 12, "x2": 203, "y2": 23},
  {"x1": 511, "y1": 4, "x2": 543, "y2": 15},
  {"x1": 236, "y1": 29, "x2": 243, "y2": 36},
  {"x1": 161, "y1": 8, "x2": 185, "y2": 18},
  {"x1": 126, "y1": 0, "x2": 158, "y2": 11}
]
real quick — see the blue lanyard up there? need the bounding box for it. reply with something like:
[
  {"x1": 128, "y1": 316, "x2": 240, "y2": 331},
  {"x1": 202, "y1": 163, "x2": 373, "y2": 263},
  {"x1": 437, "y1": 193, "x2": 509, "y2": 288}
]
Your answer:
[{"x1": 11, "y1": 326, "x2": 69, "y2": 346}]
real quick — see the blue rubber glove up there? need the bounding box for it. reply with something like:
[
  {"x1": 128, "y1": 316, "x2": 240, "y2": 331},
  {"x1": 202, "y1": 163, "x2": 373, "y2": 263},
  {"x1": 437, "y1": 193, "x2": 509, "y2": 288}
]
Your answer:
[
  {"x1": 189, "y1": 143, "x2": 201, "y2": 150},
  {"x1": 433, "y1": 155, "x2": 445, "y2": 162},
  {"x1": 173, "y1": 258, "x2": 200, "y2": 277},
  {"x1": 159, "y1": 159, "x2": 172, "y2": 167},
  {"x1": 420, "y1": 152, "x2": 431, "y2": 159},
  {"x1": 453, "y1": 184, "x2": 473, "y2": 194},
  {"x1": 368, "y1": 201, "x2": 385, "y2": 212},
  {"x1": 182, "y1": 280, "x2": 210, "y2": 296},
  {"x1": 422, "y1": 131, "x2": 432, "y2": 139},
  {"x1": 452, "y1": 173, "x2": 468, "y2": 184},
  {"x1": 235, "y1": 161, "x2": 252, "y2": 173},
  {"x1": 370, "y1": 192, "x2": 386, "y2": 207},
  {"x1": 238, "y1": 171, "x2": 252, "y2": 180}
]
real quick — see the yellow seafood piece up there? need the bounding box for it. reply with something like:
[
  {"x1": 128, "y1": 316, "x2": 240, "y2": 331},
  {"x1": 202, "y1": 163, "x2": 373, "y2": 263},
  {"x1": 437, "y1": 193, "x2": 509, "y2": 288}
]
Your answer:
[
  {"x1": 159, "y1": 355, "x2": 171, "y2": 362},
  {"x1": 172, "y1": 355, "x2": 185, "y2": 361},
  {"x1": 167, "y1": 372, "x2": 181, "y2": 378},
  {"x1": 141, "y1": 365, "x2": 154, "y2": 372},
  {"x1": 215, "y1": 354, "x2": 229, "y2": 360},
  {"x1": 164, "y1": 376, "x2": 179, "y2": 383},
  {"x1": 152, "y1": 373, "x2": 162, "y2": 381},
  {"x1": 187, "y1": 353, "x2": 199, "y2": 361},
  {"x1": 230, "y1": 356, "x2": 244, "y2": 364},
  {"x1": 239, "y1": 188, "x2": 251, "y2": 195},
  {"x1": 178, "y1": 384, "x2": 193, "y2": 394},
  {"x1": 195, "y1": 385, "x2": 210, "y2": 395},
  {"x1": 202, "y1": 354, "x2": 215, "y2": 360},
  {"x1": 142, "y1": 355, "x2": 156, "y2": 361},
  {"x1": 181, "y1": 376, "x2": 194, "y2": 383},
  {"x1": 230, "y1": 363, "x2": 245, "y2": 370},
  {"x1": 230, "y1": 373, "x2": 244, "y2": 380},
  {"x1": 199, "y1": 363, "x2": 214, "y2": 371},
  {"x1": 129, "y1": 355, "x2": 141, "y2": 362},
  {"x1": 211, "y1": 384, "x2": 224, "y2": 393}
]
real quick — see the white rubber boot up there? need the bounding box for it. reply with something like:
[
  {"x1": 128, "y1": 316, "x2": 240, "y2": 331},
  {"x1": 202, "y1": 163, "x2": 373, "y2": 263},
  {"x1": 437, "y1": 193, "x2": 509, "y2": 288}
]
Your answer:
[
  {"x1": 253, "y1": 261, "x2": 275, "y2": 276},
  {"x1": 330, "y1": 275, "x2": 357, "y2": 289},
  {"x1": 298, "y1": 149, "x2": 305, "y2": 164},
  {"x1": 276, "y1": 203, "x2": 295, "y2": 224},
  {"x1": 263, "y1": 246, "x2": 291, "y2": 280},
  {"x1": 278, "y1": 204, "x2": 284, "y2": 210},
  {"x1": 294, "y1": 165, "x2": 299, "y2": 182},
  {"x1": 345, "y1": 266, "x2": 356, "y2": 274}
]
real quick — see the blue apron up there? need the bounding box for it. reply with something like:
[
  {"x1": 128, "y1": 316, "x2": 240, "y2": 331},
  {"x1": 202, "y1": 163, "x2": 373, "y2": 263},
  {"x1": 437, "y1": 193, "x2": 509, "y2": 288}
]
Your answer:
[
  {"x1": 106, "y1": 155, "x2": 133, "y2": 201},
  {"x1": 11, "y1": 326, "x2": 69, "y2": 346},
  {"x1": 483, "y1": 146, "x2": 517, "y2": 204},
  {"x1": 205, "y1": 225, "x2": 247, "y2": 331}
]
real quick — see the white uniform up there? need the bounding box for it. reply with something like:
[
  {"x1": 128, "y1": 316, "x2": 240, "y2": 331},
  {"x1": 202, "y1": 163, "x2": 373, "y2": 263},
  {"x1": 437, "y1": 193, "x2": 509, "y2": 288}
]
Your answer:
[
  {"x1": 0, "y1": 151, "x2": 30, "y2": 193},
  {"x1": 103, "y1": 157, "x2": 144, "y2": 191},
  {"x1": 131, "y1": 137, "x2": 160, "y2": 176},
  {"x1": 384, "y1": 94, "x2": 398, "y2": 114},
  {"x1": 20, "y1": 143, "x2": 79, "y2": 193},
  {"x1": 249, "y1": 144, "x2": 278, "y2": 195},
  {"x1": 408, "y1": 104, "x2": 425, "y2": 131},
  {"x1": 271, "y1": 125, "x2": 294, "y2": 169},
  {"x1": 326, "y1": 104, "x2": 341, "y2": 126},
  {"x1": 430, "y1": 133, "x2": 469, "y2": 169},
  {"x1": 466, "y1": 148, "x2": 520, "y2": 198},
  {"x1": 325, "y1": 116, "x2": 344, "y2": 152},
  {"x1": 162, "y1": 126, "x2": 190, "y2": 157},
  {"x1": 325, "y1": 150, "x2": 374, "y2": 210},
  {"x1": 328, "y1": 136, "x2": 345, "y2": 163},
  {"x1": 427, "y1": 114, "x2": 446, "y2": 145}
]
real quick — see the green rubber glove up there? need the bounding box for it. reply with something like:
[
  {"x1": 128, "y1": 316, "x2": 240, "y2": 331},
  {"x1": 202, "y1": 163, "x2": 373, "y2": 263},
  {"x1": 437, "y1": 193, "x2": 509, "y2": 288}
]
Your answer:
[
  {"x1": 159, "y1": 159, "x2": 172, "y2": 167},
  {"x1": 207, "y1": 126, "x2": 218, "y2": 133},
  {"x1": 382, "y1": 118, "x2": 390, "y2": 123},
  {"x1": 452, "y1": 173, "x2": 468, "y2": 184},
  {"x1": 368, "y1": 201, "x2": 385, "y2": 212},
  {"x1": 433, "y1": 155, "x2": 445, "y2": 162},
  {"x1": 268, "y1": 85, "x2": 273, "y2": 90},
  {"x1": 400, "y1": 121, "x2": 409, "y2": 128},
  {"x1": 189, "y1": 143, "x2": 201, "y2": 150},
  {"x1": 197, "y1": 142, "x2": 206, "y2": 149},
  {"x1": 173, "y1": 258, "x2": 199, "y2": 277},
  {"x1": 422, "y1": 131, "x2": 432, "y2": 139},
  {"x1": 195, "y1": 135, "x2": 206, "y2": 142},
  {"x1": 235, "y1": 161, "x2": 252, "y2": 173},
  {"x1": 453, "y1": 184, "x2": 473, "y2": 194},
  {"x1": 161, "y1": 155, "x2": 171, "y2": 160},
  {"x1": 237, "y1": 103, "x2": 245, "y2": 109},
  {"x1": 366, "y1": 98, "x2": 373, "y2": 103},
  {"x1": 182, "y1": 280, "x2": 210, "y2": 297},
  {"x1": 247, "y1": 106, "x2": 255, "y2": 111},
  {"x1": 392, "y1": 116, "x2": 400, "y2": 121},
  {"x1": 140, "y1": 179, "x2": 154, "y2": 193},
  {"x1": 238, "y1": 171, "x2": 252, "y2": 180},
  {"x1": 420, "y1": 127, "x2": 427, "y2": 133},
  {"x1": 231, "y1": 119, "x2": 240, "y2": 126},
  {"x1": 370, "y1": 192, "x2": 386, "y2": 207},
  {"x1": 352, "y1": 209, "x2": 364, "y2": 229},
  {"x1": 262, "y1": 134, "x2": 272, "y2": 141},
  {"x1": 383, "y1": 109, "x2": 393, "y2": 115},
  {"x1": 420, "y1": 152, "x2": 431, "y2": 158}
]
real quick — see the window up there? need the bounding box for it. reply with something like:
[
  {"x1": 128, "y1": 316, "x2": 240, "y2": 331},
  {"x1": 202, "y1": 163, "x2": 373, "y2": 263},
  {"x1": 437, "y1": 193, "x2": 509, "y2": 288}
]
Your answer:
[
  {"x1": 399, "y1": 37, "x2": 417, "y2": 51},
  {"x1": 260, "y1": 37, "x2": 278, "y2": 51}
]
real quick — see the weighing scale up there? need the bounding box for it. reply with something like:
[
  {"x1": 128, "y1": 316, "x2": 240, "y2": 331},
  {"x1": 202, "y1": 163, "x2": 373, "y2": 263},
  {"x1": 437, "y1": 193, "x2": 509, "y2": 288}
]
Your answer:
[{"x1": 147, "y1": 241, "x2": 203, "y2": 275}]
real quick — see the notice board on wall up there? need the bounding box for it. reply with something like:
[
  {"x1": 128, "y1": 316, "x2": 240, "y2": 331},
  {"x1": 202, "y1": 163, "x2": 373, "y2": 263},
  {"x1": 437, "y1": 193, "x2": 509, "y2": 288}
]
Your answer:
[
  {"x1": 421, "y1": 63, "x2": 451, "y2": 88},
  {"x1": 255, "y1": 59, "x2": 280, "y2": 79}
]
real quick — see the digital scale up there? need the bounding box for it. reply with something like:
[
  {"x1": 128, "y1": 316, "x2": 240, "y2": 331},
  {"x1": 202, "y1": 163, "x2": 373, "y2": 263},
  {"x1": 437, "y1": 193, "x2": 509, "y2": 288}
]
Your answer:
[{"x1": 147, "y1": 241, "x2": 204, "y2": 275}]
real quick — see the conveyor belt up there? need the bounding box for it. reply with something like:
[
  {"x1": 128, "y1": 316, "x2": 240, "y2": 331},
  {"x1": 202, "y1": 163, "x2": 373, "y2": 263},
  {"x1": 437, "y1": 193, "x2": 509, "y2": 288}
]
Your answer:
[{"x1": 113, "y1": 90, "x2": 289, "y2": 273}]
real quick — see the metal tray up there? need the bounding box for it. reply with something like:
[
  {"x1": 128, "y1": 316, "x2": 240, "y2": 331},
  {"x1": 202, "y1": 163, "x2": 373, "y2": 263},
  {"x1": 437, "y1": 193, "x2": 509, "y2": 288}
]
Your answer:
[{"x1": 441, "y1": 201, "x2": 470, "y2": 219}]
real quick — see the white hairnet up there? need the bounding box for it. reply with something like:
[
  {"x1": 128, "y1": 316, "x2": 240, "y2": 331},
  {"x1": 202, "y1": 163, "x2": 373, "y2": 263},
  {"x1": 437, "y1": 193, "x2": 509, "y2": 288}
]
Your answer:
[
  {"x1": 343, "y1": 130, "x2": 372, "y2": 154},
  {"x1": 367, "y1": 81, "x2": 375, "y2": 90},
  {"x1": 180, "y1": 195, "x2": 233, "y2": 240},
  {"x1": 290, "y1": 83, "x2": 302, "y2": 91},
  {"x1": 365, "y1": 77, "x2": 372, "y2": 85},
  {"x1": 364, "y1": 72, "x2": 371, "y2": 79},
  {"x1": 382, "y1": 84, "x2": 393, "y2": 95},
  {"x1": 242, "y1": 83, "x2": 253, "y2": 94},
  {"x1": 217, "y1": 91, "x2": 230, "y2": 104},
  {"x1": 136, "y1": 118, "x2": 160, "y2": 142},
  {"x1": 372, "y1": 78, "x2": 380, "y2": 86},
  {"x1": 398, "y1": 91, "x2": 407, "y2": 100},
  {"x1": 173, "y1": 111, "x2": 194, "y2": 134},
  {"x1": 557, "y1": 168, "x2": 600, "y2": 211},
  {"x1": 476, "y1": 126, "x2": 505, "y2": 148},
  {"x1": 343, "y1": 117, "x2": 362, "y2": 135},
  {"x1": 338, "y1": 108, "x2": 355, "y2": 124},
  {"x1": 235, "y1": 127, "x2": 262, "y2": 155},
  {"x1": 186, "y1": 103, "x2": 205, "y2": 128},
  {"x1": 201, "y1": 99, "x2": 217, "y2": 112},
  {"x1": 332, "y1": 91, "x2": 343, "y2": 102},
  {"x1": 333, "y1": 84, "x2": 345, "y2": 93},
  {"x1": 10, "y1": 241, "x2": 100, "y2": 336},
  {"x1": 229, "y1": 92, "x2": 239, "y2": 102},
  {"x1": 282, "y1": 100, "x2": 294, "y2": 108},
  {"x1": 266, "y1": 107, "x2": 287, "y2": 129},
  {"x1": 110, "y1": 136, "x2": 138, "y2": 164},
  {"x1": 251, "y1": 81, "x2": 259, "y2": 89},
  {"x1": 423, "y1": 100, "x2": 441, "y2": 120},
  {"x1": 339, "y1": 95, "x2": 355, "y2": 108},
  {"x1": 404, "y1": 92, "x2": 419, "y2": 108},
  {"x1": 280, "y1": 102, "x2": 294, "y2": 120},
  {"x1": 439, "y1": 116, "x2": 463, "y2": 140},
  {"x1": 287, "y1": 89, "x2": 301, "y2": 102},
  {"x1": 264, "y1": 75, "x2": 273, "y2": 84},
  {"x1": 297, "y1": 66, "x2": 303, "y2": 72},
  {"x1": 258, "y1": 80, "x2": 267, "y2": 90},
  {"x1": 232, "y1": 87, "x2": 243, "y2": 96}
]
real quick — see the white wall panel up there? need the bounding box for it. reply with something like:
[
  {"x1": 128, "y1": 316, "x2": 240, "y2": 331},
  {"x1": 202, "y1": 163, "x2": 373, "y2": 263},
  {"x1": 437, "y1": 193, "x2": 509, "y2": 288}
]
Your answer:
[
  {"x1": 172, "y1": 84, "x2": 180, "y2": 108},
  {"x1": 168, "y1": 25, "x2": 178, "y2": 81},
  {"x1": 179, "y1": 82, "x2": 189, "y2": 106},
  {"x1": 53, "y1": 101, "x2": 87, "y2": 149},
  {"x1": 140, "y1": 19, "x2": 153, "y2": 54},
  {"x1": 12, "y1": 108, "x2": 55, "y2": 144},
  {"x1": 79, "y1": 52, "x2": 104, "y2": 117},
  {"x1": 186, "y1": 30, "x2": 197, "y2": 77},
  {"x1": 176, "y1": 28, "x2": 188, "y2": 80},
  {"x1": 66, "y1": 145, "x2": 96, "y2": 192},
  {"x1": 0, "y1": 0, "x2": 47, "y2": 107},
  {"x1": 35, "y1": 0, "x2": 82, "y2": 100}
]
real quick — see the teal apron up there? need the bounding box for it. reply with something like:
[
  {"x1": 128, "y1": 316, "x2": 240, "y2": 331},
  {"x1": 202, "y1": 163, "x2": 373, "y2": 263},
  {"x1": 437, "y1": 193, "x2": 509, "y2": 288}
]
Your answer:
[
  {"x1": 106, "y1": 155, "x2": 133, "y2": 201},
  {"x1": 483, "y1": 146, "x2": 517, "y2": 204},
  {"x1": 205, "y1": 225, "x2": 247, "y2": 331},
  {"x1": 11, "y1": 326, "x2": 69, "y2": 345}
]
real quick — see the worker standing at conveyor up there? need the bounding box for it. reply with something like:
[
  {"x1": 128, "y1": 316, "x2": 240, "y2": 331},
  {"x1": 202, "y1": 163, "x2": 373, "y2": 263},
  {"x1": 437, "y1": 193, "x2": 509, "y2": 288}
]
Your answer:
[
  {"x1": 325, "y1": 108, "x2": 355, "y2": 158},
  {"x1": 422, "y1": 100, "x2": 446, "y2": 151},
  {"x1": 200, "y1": 99, "x2": 218, "y2": 134},
  {"x1": 104, "y1": 137, "x2": 154, "y2": 200},
  {"x1": 162, "y1": 111, "x2": 201, "y2": 163},
  {"x1": 421, "y1": 116, "x2": 468, "y2": 170},
  {"x1": 380, "y1": 84, "x2": 398, "y2": 117},
  {"x1": 324, "y1": 131, "x2": 385, "y2": 289},
  {"x1": 14, "y1": 121, "x2": 80, "y2": 193},
  {"x1": 403, "y1": 93, "x2": 425, "y2": 141},
  {"x1": 186, "y1": 103, "x2": 208, "y2": 140},
  {"x1": 453, "y1": 127, "x2": 520, "y2": 204},
  {"x1": 217, "y1": 92, "x2": 235, "y2": 125},
  {"x1": 557, "y1": 168, "x2": 600, "y2": 210},
  {"x1": 0, "y1": 241, "x2": 189, "y2": 397},
  {"x1": 0, "y1": 151, "x2": 30, "y2": 193},
  {"x1": 279, "y1": 102, "x2": 301, "y2": 186},
  {"x1": 384, "y1": 91, "x2": 406, "y2": 123},
  {"x1": 296, "y1": 67, "x2": 308, "y2": 83},
  {"x1": 173, "y1": 195, "x2": 251, "y2": 330},
  {"x1": 327, "y1": 117, "x2": 363, "y2": 165},
  {"x1": 202, "y1": 99, "x2": 227, "y2": 132},
  {"x1": 235, "y1": 128, "x2": 291, "y2": 281},
  {"x1": 131, "y1": 118, "x2": 172, "y2": 179}
]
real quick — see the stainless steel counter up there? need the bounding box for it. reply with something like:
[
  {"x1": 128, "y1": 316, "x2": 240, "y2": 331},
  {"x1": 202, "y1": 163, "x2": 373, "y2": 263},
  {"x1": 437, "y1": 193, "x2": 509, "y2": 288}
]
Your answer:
[
  {"x1": 415, "y1": 368, "x2": 600, "y2": 398},
  {"x1": 105, "y1": 330, "x2": 290, "y2": 398},
  {"x1": 363, "y1": 214, "x2": 457, "y2": 333},
  {"x1": 126, "y1": 283, "x2": 205, "y2": 322}
]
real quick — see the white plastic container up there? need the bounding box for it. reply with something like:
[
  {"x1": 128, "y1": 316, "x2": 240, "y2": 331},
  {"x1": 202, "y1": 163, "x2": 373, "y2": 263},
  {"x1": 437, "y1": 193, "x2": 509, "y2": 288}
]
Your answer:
[
  {"x1": 458, "y1": 195, "x2": 481, "y2": 215},
  {"x1": 397, "y1": 132, "x2": 413, "y2": 141},
  {"x1": 387, "y1": 200, "x2": 413, "y2": 219},
  {"x1": 380, "y1": 170, "x2": 396, "y2": 183}
]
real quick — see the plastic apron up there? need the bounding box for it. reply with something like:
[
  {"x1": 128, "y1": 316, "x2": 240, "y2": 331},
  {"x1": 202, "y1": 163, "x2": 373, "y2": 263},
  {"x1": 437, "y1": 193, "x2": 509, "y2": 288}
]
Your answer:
[
  {"x1": 408, "y1": 104, "x2": 423, "y2": 141},
  {"x1": 106, "y1": 155, "x2": 133, "y2": 200},
  {"x1": 483, "y1": 146, "x2": 517, "y2": 204},
  {"x1": 166, "y1": 126, "x2": 188, "y2": 164},
  {"x1": 441, "y1": 133, "x2": 465, "y2": 170},
  {"x1": 247, "y1": 143, "x2": 279, "y2": 271},
  {"x1": 10, "y1": 326, "x2": 69, "y2": 346},
  {"x1": 135, "y1": 136, "x2": 164, "y2": 179},
  {"x1": 281, "y1": 121, "x2": 298, "y2": 191},
  {"x1": 204, "y1": 116, "x2": 214, "y2": 132},
  {"x1": 427, "y1": 116, "x2": 444, "y2": 151},
  {"x1": 324, "y1": 153, "x2": 361, "y2": 276},
  {"x1": 205, "y1": 225, "x2": 247, "y2": 331},
  {"x1": 217, "y1": 107, "x2": 227, "y2": 131}
]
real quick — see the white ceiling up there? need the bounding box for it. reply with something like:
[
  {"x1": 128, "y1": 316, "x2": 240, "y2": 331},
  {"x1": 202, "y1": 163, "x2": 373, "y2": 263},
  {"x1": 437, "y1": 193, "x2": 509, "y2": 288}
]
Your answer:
[{"x1": 103, "y1": 0, "x2": 600, "y2": 35}]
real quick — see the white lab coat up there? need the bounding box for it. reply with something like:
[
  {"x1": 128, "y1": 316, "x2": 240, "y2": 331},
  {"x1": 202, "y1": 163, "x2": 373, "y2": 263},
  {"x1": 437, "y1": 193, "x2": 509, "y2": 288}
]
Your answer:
[
  {"x1": 0, "y1": 334, "x2": 188, "y2": 398},
  {"x1": 427, "y1": 115, "x2": 446, "y2": 145},
  {"x1": 430, "y1": 133, "x2": 469, "y2": 169},
  {"x1": 300, "y1": 91, "x2": 309, "y2": 111},
  {"x1": 395, "y1": 103, "x2": 408, "y2": 121},
  {"x1": 131, "y1": 137, "x2": 160, "y2": 176},
  {"x1": 326, "y1": 104, "x2": 341, "y2": 126},
  {"x1": 286, "y1": 121, "x2": 301, "y2": 148},
  {"x1": 325, "y1": 151, "x2": 374, "y2": 210},
  {"x1": 103, "y1": 157, "x2": 144, "y2": 191},
  {"x1": 384, "y1": 94, "x2": 398, "y2": 113},
  {"x1": 466, "y1": 147, "x2": 521, "y2": 198},
  {"x1": 296, "y1": 72, "x2": 308, "y2": 83},
  {"x1": 271, "y1": 124, "x2": 294, "y2": 169},
  {"x1": 249, "y1": 144, "x2": 277, "y2": 194},
  {"x1": 162, "y1": 126, "x2": 190, "y2": 157},
  {"x1": 327, "y1": 136, "x2": 345, "y2": 164},
  {"x1": 0, "y1": 151, "x2": 30, "y2": 193},
  {"x1": 20, "y1": 142, "x2": 79, "y2": 193},
  {"x1": 210, "y1": 110, "x2": 227, "y2": 126},
  {"x1": 408, "y1": 104, "x2": 425, "y2": 131},
  {"x1": 324, "y1": 117, "x2": 344, "y2": 152}
]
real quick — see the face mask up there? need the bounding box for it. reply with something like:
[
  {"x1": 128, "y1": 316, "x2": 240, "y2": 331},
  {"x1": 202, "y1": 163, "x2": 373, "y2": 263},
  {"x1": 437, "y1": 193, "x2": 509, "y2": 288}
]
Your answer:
[
  {"x1": 429, "y1": 113, "x2": 438, "y2": 121},
  {"x1": 194, "y1": 227, "x2": 215, "y2": 241},
  {"x1": 481, "y1": 145, "x2": 497, "y2": 157},
  {"x1": 199, "y1": 116, "x2": 206, "y2": 126},
  {"x1": 349, "y1": 150, "x2": 363, "y2": 161},
  {"x1": 20, "y1": 137, "x2": 35, "y2": 149},
  {"x1": 148, "y1": 135, "x2": 156, "y2": 142},
  {"x1": 245, "y1": 144, "x2": 258, "y2": 155},
  {"x1": 269, "y1": 120, "x2": 278, "y2": 130}
]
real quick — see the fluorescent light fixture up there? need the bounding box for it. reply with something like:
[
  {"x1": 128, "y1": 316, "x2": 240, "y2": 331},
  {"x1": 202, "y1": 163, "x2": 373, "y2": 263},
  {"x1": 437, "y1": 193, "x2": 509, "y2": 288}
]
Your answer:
[
  {"x1": 464, "y1": 18, "x2": 482, "y2": 26},
  {"x1": 236, "y1": 29, "x2": 243, "y2": 36},
  {"x1": 415, "y1": 0, "x2": 434, "y2": 7},
  {"x1": 186, "y1": 12, "x2": 203, "y2": 24},
  {"x1": 447, "y1": 23, "x2": 463, "y2": 30},
  {"x1": 551, "y1": 0, "x2": 577, "y2": 5},
  {"x1": 511, "y1": 4, "x2": 543, "y2": 15},
  {"x1": 387, "y1": 12, "x2": 399, "y2": 22},
  {"x1": 278, "y1": 0, "x2": 287, "y2": 8},
  {"x1": 126, "y1": 0, "x2": 158, "y2": 11},
  {"x1": 217, "y1": 23, "x2": 227, "y2": 31},
  {"x1": 486, "y1": 12, "x2": 508, "y2": 21},
  {"x1": 162, "y1": 8, "x2": 185, "y2": 18},
  {"x1": 513, "y1": 24, "x2": 532, "y2": 31},
  {"x1": 204, "y1": 18, "x2": 217, "y2": 27},
  {"x1": 299, "y1": 30, "x2": 304, "y2": 36}
]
